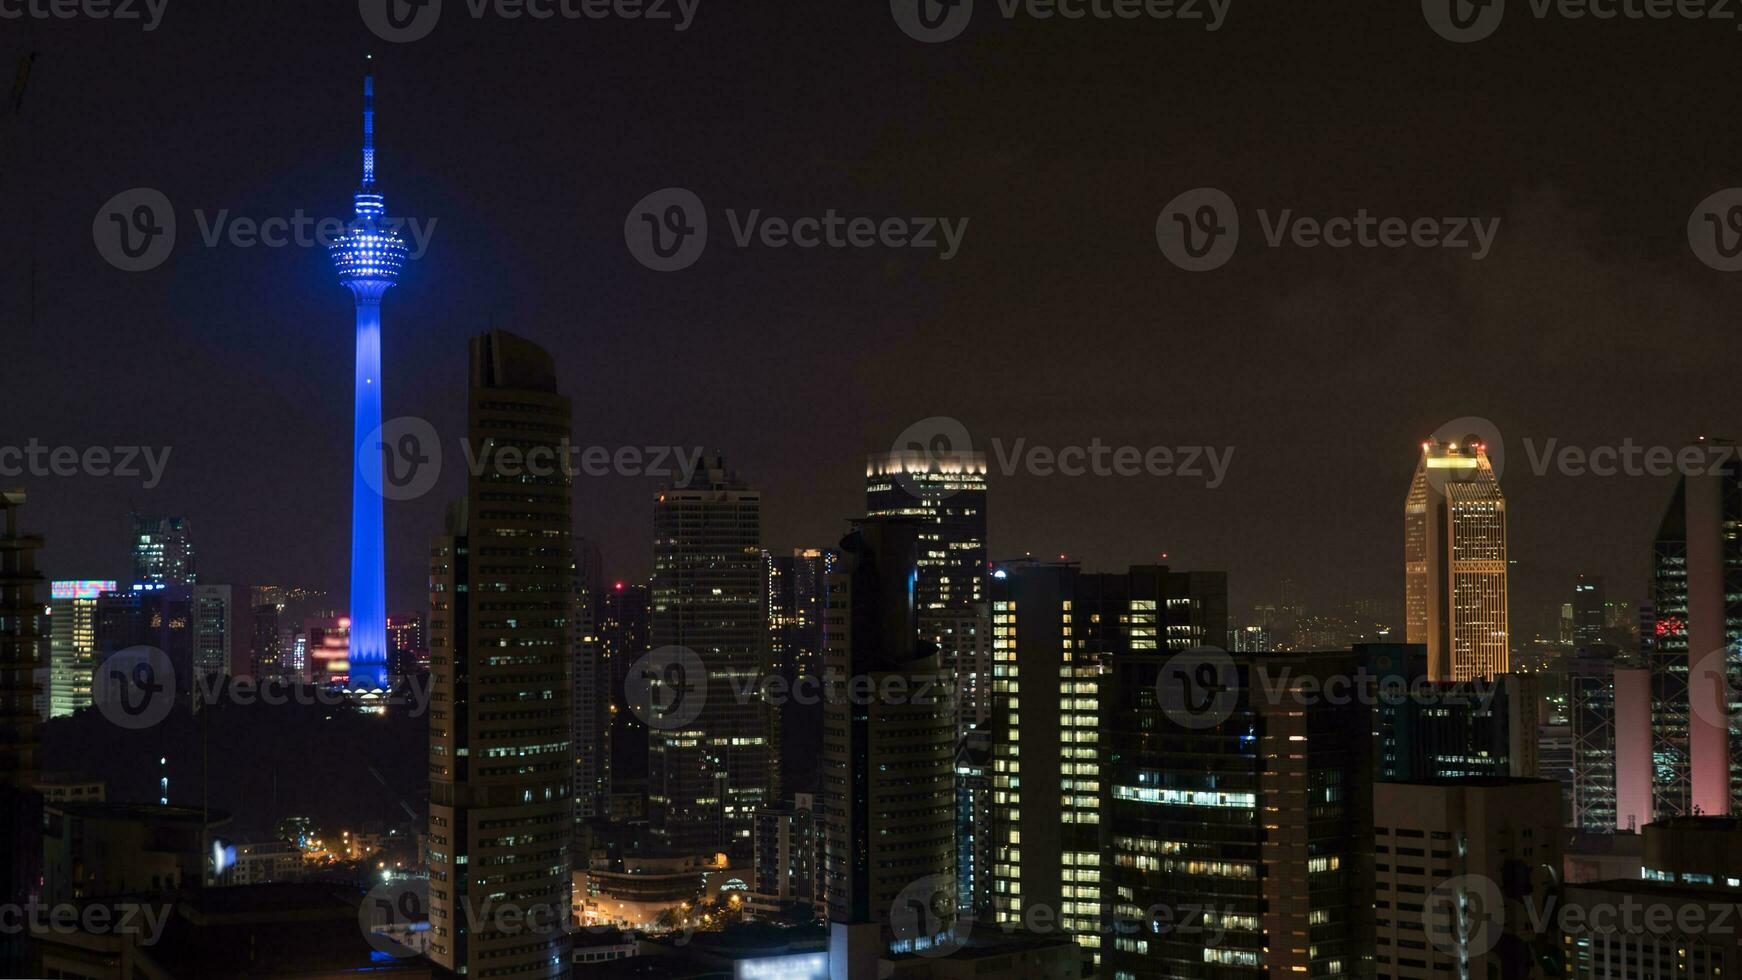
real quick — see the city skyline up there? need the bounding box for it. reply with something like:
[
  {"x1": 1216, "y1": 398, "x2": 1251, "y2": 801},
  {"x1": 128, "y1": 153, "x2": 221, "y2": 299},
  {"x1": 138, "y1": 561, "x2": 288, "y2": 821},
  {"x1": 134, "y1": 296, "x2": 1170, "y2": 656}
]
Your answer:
[{"x1": 11, "y1": 5, "x2": 1742, "y2": 978}]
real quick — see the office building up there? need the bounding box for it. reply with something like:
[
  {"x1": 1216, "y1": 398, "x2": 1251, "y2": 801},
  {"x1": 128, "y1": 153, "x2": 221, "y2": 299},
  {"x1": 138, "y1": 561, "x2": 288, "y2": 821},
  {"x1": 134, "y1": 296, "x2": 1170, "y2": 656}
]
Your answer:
[
  {"x1": 649, "y1": 454, "x2": 770, "y2": 856},
  {"x1": 1362, "y1": 644, "x2": 1539, "y2": 781},
  {"x1": 1103, "y1": 648, "x2": 1372, "y2": 980},
  {"x1": 598, "y1": 581, "x2": 651, "y2": 809},
  {"x1": 821, "y1": 518, "x2": 955, "y2": 970},
  {"x1": 767, "y1": 548, "x2": 836, "y2": 799},
  {"x1": 0, "y1": 490, "x2": 44, "y2": 977},
  {"x1": 48, "y1": 580, "x2": 114, "y2": 718},
  {"x1": 386, "y1": 613, "x2": 425, "y2": 678},
  {"x1": 989, "y1": 561, "x2": 1226, "y2": 963},
  {"x1": 93, "y1": 584, "x2": 235, "y2": 708},
  {"x1": 1373, "y1": 778, "x2": 1562, "y2": 980},
  {"x1": 426, "y1": 330, "x2": 575, "y2": 978},
  {"x1": 1646, "y1": 439, "x2": 1742, "y2": 819},
  {"x1": 866, "y1": 449, "x2": 987, "y2": 615},
  {"x1": 749, "y1": 794, "x2": 820, "y2": 921},
  {"x1": 1569, "y1": 650, "x2": 1654, "y2": 832},
  {"x1": 1573, "y1": 574, "x2": 1607, "y2": 650},
  {"x1": 129, "y1": 514, "x2": 195, "y2": 587},
  {"x1": 954, "y1": 731, "x2": 992, "y2": 919},
  {"x1": 574, "y1": 551, "x2": 607, "y2": 821},
  {"x1": 1405, "y1": 438, "x2": 1510, "y2": 681}
]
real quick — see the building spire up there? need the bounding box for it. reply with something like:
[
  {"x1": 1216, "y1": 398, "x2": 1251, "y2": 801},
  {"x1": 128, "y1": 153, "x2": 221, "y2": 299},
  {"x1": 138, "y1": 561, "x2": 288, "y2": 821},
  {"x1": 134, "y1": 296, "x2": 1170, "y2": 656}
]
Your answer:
[{"x1": 361, "y1": 55, "x2": 375, "y2": 189}]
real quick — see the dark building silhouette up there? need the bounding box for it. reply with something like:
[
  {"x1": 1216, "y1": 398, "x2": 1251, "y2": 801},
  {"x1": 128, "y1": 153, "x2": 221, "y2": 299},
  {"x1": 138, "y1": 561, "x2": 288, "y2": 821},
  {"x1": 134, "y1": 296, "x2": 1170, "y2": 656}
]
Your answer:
[
  {"x1": 427, "y1": 330, "x2": 575, "y2": 978},
  {"x1": 821, "y1": 518, "x2": 955, "y2": 975}
]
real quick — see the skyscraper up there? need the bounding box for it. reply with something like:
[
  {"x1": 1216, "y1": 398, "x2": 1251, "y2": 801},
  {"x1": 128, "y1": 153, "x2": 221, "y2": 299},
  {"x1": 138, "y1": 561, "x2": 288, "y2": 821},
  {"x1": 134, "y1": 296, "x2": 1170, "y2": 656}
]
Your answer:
[
  {"x1": 649, "y1": 454, "x2": 770, "y2": 856},
  {"x1": 1104, "y1": 649, "x2": 1373, "y2": 980},
  {"x1": 598, "y1": 581, "x2": 651, "y2": 810},
  {"x1": 48, "y1": 581, "x2": 115, "y2": 718},
  {"x1": 0, "y1": 490, "x2": 45, "y2": 975},
  {"x1": 574, "y1": 539, "x2": 607, "y2": 821},
  {"x1": 865, "y1": 450, "x2": 987, "y2": 614},
  {"x1": 989, "y1": 562, "x2": 1227, "y2": 963},
  {"x1": 1573, "y1": 573, "x2": 1607, "y2": 651},
  {"x1": 1373, "y1": 779, "x2": 1562, "y2": 980},
  {"x1": 129, "y1": 514, "x2": 195, "y2": 587},
  {"x1": 766, "y1": 547, "x2": 836, "y2": 798},
  {"x1": 868, "y1": 449, "x2": 990, "y2": 738},
  {"x1": 427, "y1": 331, "x2": 574, "y2": 978},
  {"x1": 1647, "y1": 438, "x2": 1742, "y2": 819},
  {"x1": 329, "y1": 60, "x2": 409, "y2": 693},
  {"x1": 820, "y1": 518, "x2": 955, "y2": 971},
  {"x1": 1405, "y1": 438, "x2": 1510, "y2": 681}
]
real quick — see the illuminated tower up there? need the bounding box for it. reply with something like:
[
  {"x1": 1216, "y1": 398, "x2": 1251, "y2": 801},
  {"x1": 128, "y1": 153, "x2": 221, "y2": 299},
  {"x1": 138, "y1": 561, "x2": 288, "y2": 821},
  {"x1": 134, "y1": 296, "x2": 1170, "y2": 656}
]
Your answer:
[
  {"x1": 329, "y1": 58, "x2": 408, "y2": 691},
  {"x1": 1405, "y1": 438, "x2": 1510, "y2": 681}
]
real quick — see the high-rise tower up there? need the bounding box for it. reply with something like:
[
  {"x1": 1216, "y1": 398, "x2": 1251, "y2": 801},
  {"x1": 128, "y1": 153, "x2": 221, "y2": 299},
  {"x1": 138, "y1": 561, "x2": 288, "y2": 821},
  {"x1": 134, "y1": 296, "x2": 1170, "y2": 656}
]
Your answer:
[
  {"x1": 330, "y1": 59, "x2": 408, "y2": 691},
  {"x1": 1405, "y1": 438, "x2": 1509, "y2": 681},
  {"x1": 427, "y1": 331, "x2": 574, "y2": 978},
  {"x1": 649, "y1": 455, "x2": 770, "y2": 856}
]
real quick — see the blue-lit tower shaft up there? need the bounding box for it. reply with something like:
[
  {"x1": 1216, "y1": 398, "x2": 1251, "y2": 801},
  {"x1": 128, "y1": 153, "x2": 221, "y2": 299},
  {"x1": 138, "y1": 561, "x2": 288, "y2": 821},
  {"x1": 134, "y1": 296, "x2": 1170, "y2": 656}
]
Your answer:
[{"x1": 331, "y1": 66, "x2": 408, "y2": 691}]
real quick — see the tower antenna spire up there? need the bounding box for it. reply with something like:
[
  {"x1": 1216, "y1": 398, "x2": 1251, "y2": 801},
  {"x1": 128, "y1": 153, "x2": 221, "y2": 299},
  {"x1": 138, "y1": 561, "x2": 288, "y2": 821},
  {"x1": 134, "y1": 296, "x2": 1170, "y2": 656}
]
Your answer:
[{"x1": 361, "y1": 55, "x2": 376, "y2": 189}]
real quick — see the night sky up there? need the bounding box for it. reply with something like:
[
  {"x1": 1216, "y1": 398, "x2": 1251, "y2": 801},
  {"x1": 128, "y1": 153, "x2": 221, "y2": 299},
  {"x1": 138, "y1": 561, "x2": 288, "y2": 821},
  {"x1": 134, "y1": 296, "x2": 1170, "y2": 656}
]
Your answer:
[{"x1": 4, "y1": 1, "x2": 1740, "y2": 630}]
